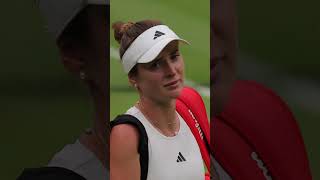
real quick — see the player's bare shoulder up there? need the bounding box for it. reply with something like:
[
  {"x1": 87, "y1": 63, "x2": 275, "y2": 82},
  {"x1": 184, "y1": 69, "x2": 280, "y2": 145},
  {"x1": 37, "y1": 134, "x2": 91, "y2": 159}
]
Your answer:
[
  {"x1": 110, "y1": 124, "x2": 140, "y2": 180},
  {"x1": 110, "y1": 124, "x2": 140, "y2": 156}
]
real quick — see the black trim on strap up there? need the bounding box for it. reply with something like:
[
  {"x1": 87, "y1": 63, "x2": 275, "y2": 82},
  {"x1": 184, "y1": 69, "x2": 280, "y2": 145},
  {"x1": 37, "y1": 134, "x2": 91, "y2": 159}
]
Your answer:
[
  {"x1": 111, "y1": 114, "x2": 149, "y2": 180},
  {"x1": 16, "y1": 167, "x2": 86, "y2": 180}
]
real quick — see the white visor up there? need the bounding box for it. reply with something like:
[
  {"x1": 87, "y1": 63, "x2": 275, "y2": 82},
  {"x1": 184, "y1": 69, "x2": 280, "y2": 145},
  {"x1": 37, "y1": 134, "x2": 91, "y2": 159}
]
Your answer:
[{"x1": 121, "y1": 25, "x2": 189, "y2": 74}]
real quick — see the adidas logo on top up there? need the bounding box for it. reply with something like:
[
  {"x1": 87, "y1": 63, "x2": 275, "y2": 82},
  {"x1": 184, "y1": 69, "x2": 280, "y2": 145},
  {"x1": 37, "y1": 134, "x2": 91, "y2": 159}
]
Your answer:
[
  {"x1": 153, "y1": 30, "x2": 165, "y2": 40},
  {"x1": 176, "y1": 152, "x2": 186, "y2": 162}
]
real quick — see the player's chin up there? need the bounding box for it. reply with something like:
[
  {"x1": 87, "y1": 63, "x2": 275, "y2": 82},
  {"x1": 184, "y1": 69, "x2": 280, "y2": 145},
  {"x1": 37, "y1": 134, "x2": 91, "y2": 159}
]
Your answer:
[{"x1": 165, "y1": 84, "x2": 184, "y2": 99}]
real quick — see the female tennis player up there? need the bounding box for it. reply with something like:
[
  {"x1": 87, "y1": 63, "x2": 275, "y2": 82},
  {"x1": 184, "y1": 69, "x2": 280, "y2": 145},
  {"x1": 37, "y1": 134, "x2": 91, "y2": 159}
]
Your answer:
[{"x1": 110, "y1": 20, "x2": 206, "y2": 180}]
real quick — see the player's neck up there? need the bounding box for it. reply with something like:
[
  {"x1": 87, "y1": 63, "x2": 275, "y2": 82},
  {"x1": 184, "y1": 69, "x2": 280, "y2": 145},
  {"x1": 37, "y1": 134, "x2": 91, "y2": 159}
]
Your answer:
[{"x1": 137, "y1": 98, "x2": 179, "y2": 135}]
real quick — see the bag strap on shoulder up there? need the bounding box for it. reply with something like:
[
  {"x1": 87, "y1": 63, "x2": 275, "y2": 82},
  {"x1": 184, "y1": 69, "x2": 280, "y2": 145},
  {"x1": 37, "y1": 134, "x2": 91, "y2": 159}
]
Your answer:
[
  {"x1": 176, "y1": 86, "x2": 211, "y2": 171},
  {"x1": 111, "y1": 114, "x2": 149, "y2": 180}
]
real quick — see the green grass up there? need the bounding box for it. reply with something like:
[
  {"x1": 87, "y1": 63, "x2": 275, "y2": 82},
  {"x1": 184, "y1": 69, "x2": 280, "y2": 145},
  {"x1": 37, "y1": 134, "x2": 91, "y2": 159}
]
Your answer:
[{"x1": 110, "y1": 0, "x2": 210, "y2": 85}]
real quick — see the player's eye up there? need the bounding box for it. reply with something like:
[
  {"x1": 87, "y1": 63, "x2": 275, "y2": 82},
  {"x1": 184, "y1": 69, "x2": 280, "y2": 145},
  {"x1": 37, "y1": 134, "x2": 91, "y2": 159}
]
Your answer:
[
  {"x1": 148, "y1": 60, "x2": 161, "y2": 70},
  {"x1": 171, "y1": 51, "x2": 180, "y2": 61}
]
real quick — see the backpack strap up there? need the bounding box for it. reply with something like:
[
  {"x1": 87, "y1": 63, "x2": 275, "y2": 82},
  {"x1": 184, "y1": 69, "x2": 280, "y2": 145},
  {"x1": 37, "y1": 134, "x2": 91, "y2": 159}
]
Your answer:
[
  {"x1": 176, "y1": 86, "x2": 211, "y2": 171},
  {"x1": 110, "y1": 114, "x2": 149, "y2": 180}
]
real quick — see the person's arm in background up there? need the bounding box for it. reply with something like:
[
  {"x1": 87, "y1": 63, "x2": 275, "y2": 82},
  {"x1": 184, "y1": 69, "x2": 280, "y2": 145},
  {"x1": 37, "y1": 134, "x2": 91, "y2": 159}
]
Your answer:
[{"x1": 110, "y1": 124, "x2": 140, "y2": 180}]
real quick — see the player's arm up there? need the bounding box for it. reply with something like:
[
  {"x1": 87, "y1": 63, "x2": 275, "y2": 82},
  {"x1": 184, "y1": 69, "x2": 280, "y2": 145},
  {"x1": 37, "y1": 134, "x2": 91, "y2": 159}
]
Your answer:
[{"x1": 110, "y1": 124, "x2": 140, "y2": 180}]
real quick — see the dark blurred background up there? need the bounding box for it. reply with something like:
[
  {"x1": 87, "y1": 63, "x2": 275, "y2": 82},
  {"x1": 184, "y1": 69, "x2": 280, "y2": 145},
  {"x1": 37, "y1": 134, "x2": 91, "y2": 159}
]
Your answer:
[
  {"x1": 0, "y1": 1, "x2": 93, "y2": 179},
  {"x1": 238, "y1": 0, "x2": 320, "y2": 179}
]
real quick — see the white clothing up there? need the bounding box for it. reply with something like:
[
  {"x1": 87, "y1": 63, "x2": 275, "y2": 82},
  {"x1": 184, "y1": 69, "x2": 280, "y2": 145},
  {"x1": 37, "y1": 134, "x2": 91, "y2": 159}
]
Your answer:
[
  {"x1": 48, "y1": 139, "x2": 108, "y2": 180},
  {"x1": 126, "y1": 106, "x2": 205, "y2": 180}
]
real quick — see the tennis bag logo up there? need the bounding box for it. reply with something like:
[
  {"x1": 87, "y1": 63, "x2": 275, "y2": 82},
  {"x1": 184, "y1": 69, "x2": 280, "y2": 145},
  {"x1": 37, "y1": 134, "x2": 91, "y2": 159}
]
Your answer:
[
  {"x1": 176, "y1": 86, "x2": 210, "y2": 174},
  {"x1": 188, "y1": 109, "x2": 204, "y2": 140},
  {"x1": 251, "y1": 152, "x2": 272, "y2": 180}
]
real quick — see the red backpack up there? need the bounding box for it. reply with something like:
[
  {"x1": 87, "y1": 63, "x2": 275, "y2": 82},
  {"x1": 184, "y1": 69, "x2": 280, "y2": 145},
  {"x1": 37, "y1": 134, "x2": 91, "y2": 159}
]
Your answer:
[
  {"x1": 213, "y1": 80, "x2": 312, "y2": 179},
  {"x1": 176, "y1": 87, "x2": 211, "y2": 179}
]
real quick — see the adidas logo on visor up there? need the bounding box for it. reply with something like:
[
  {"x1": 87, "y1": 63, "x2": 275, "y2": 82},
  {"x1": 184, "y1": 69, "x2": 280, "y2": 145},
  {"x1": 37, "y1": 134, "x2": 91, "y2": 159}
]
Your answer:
[
  {"x1": 153, "y1": 30, "x2": 165, "y2": 40},
  {"x1": 176, "y1": 152, "x2": 187, "y2": 162}
]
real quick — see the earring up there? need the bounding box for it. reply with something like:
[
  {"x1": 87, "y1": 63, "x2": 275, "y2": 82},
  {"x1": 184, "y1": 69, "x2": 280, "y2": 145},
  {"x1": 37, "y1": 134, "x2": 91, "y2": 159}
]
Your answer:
[
  {"x1": 134, "y1": 83, "x2": 138, "y2": 89},
  {"x1": 80, "y1": 71, "x2": 86, "y2": 80}
]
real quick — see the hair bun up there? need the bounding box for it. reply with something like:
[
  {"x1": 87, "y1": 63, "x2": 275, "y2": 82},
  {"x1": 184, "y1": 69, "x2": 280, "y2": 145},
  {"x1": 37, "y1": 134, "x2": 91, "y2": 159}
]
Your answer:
[{"x1": 112, "y1": 21, "x2": 135, "y2": 44}]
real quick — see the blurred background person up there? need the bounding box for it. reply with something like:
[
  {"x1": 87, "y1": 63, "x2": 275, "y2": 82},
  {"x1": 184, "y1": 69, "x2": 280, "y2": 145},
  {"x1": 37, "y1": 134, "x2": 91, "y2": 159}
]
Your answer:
[{"x1": 16, "y1": 1, "x2": 109, "y2": 180}]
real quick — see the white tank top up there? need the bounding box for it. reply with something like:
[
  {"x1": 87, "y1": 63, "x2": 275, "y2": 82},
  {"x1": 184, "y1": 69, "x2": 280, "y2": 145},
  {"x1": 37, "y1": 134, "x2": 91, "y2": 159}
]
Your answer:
[{"x1": 126, "y1": 106, "x2": 205, "y2": 180}]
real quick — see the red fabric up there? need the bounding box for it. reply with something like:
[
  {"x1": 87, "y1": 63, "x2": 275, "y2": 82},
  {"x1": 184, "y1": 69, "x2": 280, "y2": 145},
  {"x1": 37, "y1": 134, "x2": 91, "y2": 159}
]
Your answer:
[
  {"x1": 176, "y1": 87, "x2": 211, "y2": 171},
  {"x1": 213, "y1": 80, "x2": 312, "y2": 179},
  {"x1": 205, "y1": 173, "x2": 210, "y2": 180}
]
